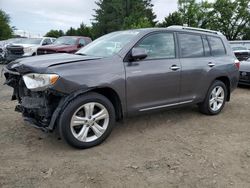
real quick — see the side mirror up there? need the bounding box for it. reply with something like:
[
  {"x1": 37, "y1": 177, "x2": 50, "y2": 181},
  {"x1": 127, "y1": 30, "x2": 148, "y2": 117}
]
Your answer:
[{"x1": 131, "y1": 47, "x2": 147, "y2": 61}]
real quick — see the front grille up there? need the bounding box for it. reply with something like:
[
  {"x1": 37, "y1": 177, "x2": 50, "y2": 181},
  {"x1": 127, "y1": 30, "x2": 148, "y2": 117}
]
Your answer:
[
  {"x1": 37, "y1": 49, "x2": 55, "y2": 55},
  {"x1": 7, "y1": 46, "x2": 24, "y2": 55}
]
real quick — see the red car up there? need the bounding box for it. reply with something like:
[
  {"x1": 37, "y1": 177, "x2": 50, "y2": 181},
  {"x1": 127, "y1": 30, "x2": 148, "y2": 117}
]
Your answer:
[{"x1": 37, "y1": 36, "x2": 92, "y2": 55}]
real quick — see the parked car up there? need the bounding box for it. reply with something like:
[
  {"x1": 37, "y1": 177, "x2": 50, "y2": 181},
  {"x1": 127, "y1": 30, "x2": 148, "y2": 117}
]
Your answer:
[
  {"x1": 5, "y1": 37, "x2": 55, "y2": 62},
  {"x1": 230, "y1": 40, "x2": 250, "y2": 50},
  {"x1": 231, "y1": 46, "x2": 250, "y2": 61},
  {"x1": 3, "y1": 26, "x2": 239, "y2": 149},
  {"x1": 0, "y1": 38, "x2": 24, "y2": 63},
  {"x1": 239, "y1": 59, "x2": 250, "y2": 85},
  {"x1": 37, "y1": 36, "x2": 92, "y2": 55},
  {"x1": 0, "y1": 40, "x2": 6, "y2": 62}
]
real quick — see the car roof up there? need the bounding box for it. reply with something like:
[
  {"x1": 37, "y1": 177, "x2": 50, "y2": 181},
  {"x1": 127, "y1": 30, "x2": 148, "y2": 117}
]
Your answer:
[
  {"x1": 124, "y1": 26, "x2": 223, "y2": 37},
  {"x1": 229, "y1": 40, "x2": 250, "y2": 43}
]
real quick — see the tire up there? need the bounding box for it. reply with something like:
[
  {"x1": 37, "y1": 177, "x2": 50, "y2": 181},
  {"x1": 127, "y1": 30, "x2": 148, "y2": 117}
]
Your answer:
[
  {"x1": 199, "y1": 80, "x2": 227, "y2": 115},
  {"x1": 58, "y1": 92, "x2": 115, "y2": 149}
]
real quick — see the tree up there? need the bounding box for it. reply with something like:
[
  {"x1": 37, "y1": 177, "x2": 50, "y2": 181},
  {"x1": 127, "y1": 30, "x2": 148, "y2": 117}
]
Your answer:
[
  {"x1": 157, "y1": 11, "x2": 183, "y2": 27},
  {"x1": 178, "y1": 0, "x2": 213, "y2": 28},
  {"x1": 45, "y1": 29, "x2": 64, "y2": 38},
  {"x1": 76, "y1": 23, "x2": 93, "y2": 38},
  {"x1": 65, "y1": 27, "x2": 78, "y2": 36},
  {"x1": 242, "y1": 27, "x2": 250, "y2": 40},
  {"x1": 0, "y1": 9, "x2": 13, "y2": 40},
  {"x1": 92, "y1": 0, "x2": 156, "y2": 38},
  {"x1": 207, "y1": 0, "x2": 250, "y2": 40}
]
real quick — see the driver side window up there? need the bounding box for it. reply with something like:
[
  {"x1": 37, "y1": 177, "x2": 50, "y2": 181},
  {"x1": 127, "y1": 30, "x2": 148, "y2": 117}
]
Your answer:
[
  {"x1": 42, "y1": 39, "x2": 52, "y2": 45},
  {"x1": 136, "y1": 33, "x2": 175, "y2": 60},
  {"x1": 79, "y1": 39, "x2": 86, "y2": 47}
]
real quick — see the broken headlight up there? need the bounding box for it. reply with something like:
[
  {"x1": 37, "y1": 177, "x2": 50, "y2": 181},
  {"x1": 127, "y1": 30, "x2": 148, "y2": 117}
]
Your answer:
[{"x1": 23, "y1": 73, "x2": 59, "y2": 91}]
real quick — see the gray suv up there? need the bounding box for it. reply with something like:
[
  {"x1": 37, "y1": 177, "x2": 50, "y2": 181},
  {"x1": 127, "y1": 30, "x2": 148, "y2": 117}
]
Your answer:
[{"x1": 3, "y1": 26, "x2": 239, "y2": 149}]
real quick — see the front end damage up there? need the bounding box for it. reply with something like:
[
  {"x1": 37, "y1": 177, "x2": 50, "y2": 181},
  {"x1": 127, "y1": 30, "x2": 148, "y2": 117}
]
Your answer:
[{"x1": 4, "y1": 67, "x2": 64, "y2": 132}]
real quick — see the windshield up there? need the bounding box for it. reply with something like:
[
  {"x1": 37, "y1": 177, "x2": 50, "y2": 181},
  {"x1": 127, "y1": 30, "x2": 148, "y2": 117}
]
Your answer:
[
  {"x1": 54, "y1": 37, "x2": 77, "y2": 45},
  {"x1": 20, "y1": 38, "x2": 42, "y2": 44},
  {"x1": 7, "y1": 38, "x2": 23, "y2": 44},
  {"x1": 76, "y1": 31, "x2": 140, "y2": 57}
]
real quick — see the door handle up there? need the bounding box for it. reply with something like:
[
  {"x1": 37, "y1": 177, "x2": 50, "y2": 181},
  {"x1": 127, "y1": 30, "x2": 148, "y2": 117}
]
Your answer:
[
  {"x1": 208, "y1": 62, "x2": 215, "y2": 67},
  {"x1": 170, "y1": 65, "x2": 180, "y2": 71}
]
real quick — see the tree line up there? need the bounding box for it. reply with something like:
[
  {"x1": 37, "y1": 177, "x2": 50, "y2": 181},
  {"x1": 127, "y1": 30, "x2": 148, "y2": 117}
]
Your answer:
[{"x1": 1, "y1": 0, "x2": 250, "y2": 41}]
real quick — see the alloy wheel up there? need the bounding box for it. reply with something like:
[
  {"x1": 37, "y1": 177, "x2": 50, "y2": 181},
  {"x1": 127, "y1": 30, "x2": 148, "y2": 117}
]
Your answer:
[
  {"x1": 209, "y1": 86, "x2": 225, "y2": 112},
  {"x1": 70, "y1": 102, "x2": 109, "y2": 142}
]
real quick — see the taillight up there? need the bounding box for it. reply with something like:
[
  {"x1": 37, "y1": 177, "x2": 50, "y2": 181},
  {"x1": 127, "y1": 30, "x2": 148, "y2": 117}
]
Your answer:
[{"x1": 234, "y1": 59, "x2": 240, "y2": 69}]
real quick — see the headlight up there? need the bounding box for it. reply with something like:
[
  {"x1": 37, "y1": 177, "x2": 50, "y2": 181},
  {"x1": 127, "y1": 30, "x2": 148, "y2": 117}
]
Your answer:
[
  {"x1": 23, "y1": 47, "x2": 32, "y2": 53},
  {"x1": 23, "y1": 73, "x2": 59, "y2": 91}
]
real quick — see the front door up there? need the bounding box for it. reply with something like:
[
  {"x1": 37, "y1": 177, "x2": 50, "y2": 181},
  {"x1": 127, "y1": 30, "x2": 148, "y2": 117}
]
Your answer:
[{"x1": 125, "y1": 32, "x2": 181, "y2": 114}]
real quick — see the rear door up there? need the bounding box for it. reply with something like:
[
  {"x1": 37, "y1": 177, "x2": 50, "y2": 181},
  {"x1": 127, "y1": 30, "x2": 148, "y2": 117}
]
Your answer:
[
  {"x1": 125, "y1": 32, "x2": 181, "y2": 113},
  {"x1": 177, "y1": 32, "x2": 214, "y2": 102}
]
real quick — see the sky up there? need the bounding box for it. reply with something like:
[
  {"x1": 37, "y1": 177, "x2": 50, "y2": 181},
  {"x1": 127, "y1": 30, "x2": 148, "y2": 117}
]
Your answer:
[{"x1": 0, "y1": 0, "x2": 178, "y2": 37}]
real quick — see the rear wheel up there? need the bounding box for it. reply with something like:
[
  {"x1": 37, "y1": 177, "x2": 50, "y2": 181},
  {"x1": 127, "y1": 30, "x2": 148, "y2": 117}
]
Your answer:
[
  {"x1": 199, "y1": 80, "x2": 227, "y2": 115},
  {"x1": 59, "y1": 92, "x2": 115, "y2": 149}
]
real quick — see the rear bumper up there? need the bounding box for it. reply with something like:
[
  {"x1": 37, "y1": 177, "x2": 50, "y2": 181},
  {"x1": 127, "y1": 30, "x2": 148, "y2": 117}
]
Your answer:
[{"x1": 239, "y1": 71, "x2": 250, "y2": 86}]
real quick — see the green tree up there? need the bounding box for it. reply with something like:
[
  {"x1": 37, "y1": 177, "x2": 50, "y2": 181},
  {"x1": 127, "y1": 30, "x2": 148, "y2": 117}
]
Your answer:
[
  {"x1": 207, "y1": 0, "x2": 250, "y2": 40},
  {"x1": 45, "y1": 29, "x2": 64, "y2": 38},
  {"x1": 178, "y1": 0, "x2": 212, "y2": 28},
  {"x1": 92, "y1": 0, "x2": 156, "y2": 38},
  {"x1": 65, "y1": 27, "x2": 78, "y2": 36},
  {"x1": 76, "y1": 23, "x2": 93, "y2": 38},
  {"x1": 0, "y1": 9, "x2": 13, "y2": 40},
  {"x1": 157, "y1": 11, "x2": 183, "y2": 27},
  {"x1": 242, "y1": 27, "x2": 250, "y2": 40}
]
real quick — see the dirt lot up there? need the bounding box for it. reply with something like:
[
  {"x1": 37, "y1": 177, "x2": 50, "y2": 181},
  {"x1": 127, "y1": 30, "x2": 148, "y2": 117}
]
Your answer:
[{"x1": 0, "y1": 64, "x2": 250, "y2": 188}]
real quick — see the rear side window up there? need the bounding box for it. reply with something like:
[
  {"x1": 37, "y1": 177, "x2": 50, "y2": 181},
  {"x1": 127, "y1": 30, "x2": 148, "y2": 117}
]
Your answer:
[
  {"x1": 178, "y1": 33, "x2": 204, "y2": 58},
  {"x1": 208, "y1": 36, "x2": 226, "y2": 56},
  {"x1": 136, "y1": 32, "x2": 175, "y2": 59}
]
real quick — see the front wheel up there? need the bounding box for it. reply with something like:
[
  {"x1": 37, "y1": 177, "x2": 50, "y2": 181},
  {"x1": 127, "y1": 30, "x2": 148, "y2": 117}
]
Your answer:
[
  {"x1": 58, "y1": 92, "x2": 115, "y2": 149},
  {"x1": 199, "y1": 80, "x2": 227, "y2": 115}
]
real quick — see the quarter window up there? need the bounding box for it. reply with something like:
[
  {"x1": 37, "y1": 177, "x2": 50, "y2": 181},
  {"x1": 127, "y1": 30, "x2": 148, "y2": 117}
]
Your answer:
[
  {"x1": 208, "y1": 36, "x2": 226, "y2": 56},
  {"x1": 178, "y1": 33, "x2": 204, "y2": 58},
  {"x1": 136, "y1": 33, "x2": 175, "y2": 59}
]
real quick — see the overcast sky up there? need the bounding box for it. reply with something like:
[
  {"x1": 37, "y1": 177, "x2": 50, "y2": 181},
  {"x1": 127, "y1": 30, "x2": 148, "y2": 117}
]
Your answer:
[{"x1": 0, "y1": 0, "x2": 178, "y2": 36}]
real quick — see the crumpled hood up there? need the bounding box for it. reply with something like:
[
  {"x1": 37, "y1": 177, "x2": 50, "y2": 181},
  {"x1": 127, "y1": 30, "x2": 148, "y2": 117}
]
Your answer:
[
  {"x1": 240, "y1": 60, "x2": 250, "y2": 72},
  {"x1": 6, "y1": 53, "x2": 101, "y2": 74}
]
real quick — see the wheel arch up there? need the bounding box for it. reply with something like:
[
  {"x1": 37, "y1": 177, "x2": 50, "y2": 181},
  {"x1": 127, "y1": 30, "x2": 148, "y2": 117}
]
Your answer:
[
  {"x1": 90, "y1": 87, "x2": 123, "y2": 121},
  {"x1": 48, "y1": 86, "x2": 123, "y2": 131},
  {"x1": 214, "y1": 76, "x2": 231, "y2": 101}
]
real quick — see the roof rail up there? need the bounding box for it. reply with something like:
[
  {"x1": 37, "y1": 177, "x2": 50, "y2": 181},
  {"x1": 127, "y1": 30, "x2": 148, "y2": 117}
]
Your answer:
[{"x1": 168, "y1": 25, "x2": 223, "y2": 35}]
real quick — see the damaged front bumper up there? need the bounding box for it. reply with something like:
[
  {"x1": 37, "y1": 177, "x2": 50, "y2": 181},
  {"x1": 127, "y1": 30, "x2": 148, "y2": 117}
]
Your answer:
[{"x1": 3, "y1": 67, "x2": 64, "y2": 132}]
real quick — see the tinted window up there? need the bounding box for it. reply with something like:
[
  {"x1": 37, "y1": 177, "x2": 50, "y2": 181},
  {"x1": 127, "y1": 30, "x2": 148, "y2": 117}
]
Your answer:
[
  {"x1": 79, "y1": 39, "x2": 85, "y2": 46},
  {"x1": 208, "y1": 36, "x2": 226, "y2": 56},
  {"x1": 202, "y1": 37, "x2": 210, "y2": 56},
  {"x1": 54, "y1": 37, "x2": 77, "y2": 45},
  {"x1": 178, "y1": 33, "x2": 203, "y2": 58},
  {"x1": 43, "y1": 39, "x2": 52, "y2": 45},
  {"x1": 136, "y1": 33, "x2": 175, "y2": 59}
]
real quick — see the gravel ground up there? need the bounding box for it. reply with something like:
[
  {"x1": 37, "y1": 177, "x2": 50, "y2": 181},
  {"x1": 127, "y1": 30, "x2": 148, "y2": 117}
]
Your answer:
[{"x1": 0, "y1": 64, "x2": 250, "y2": 188}]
